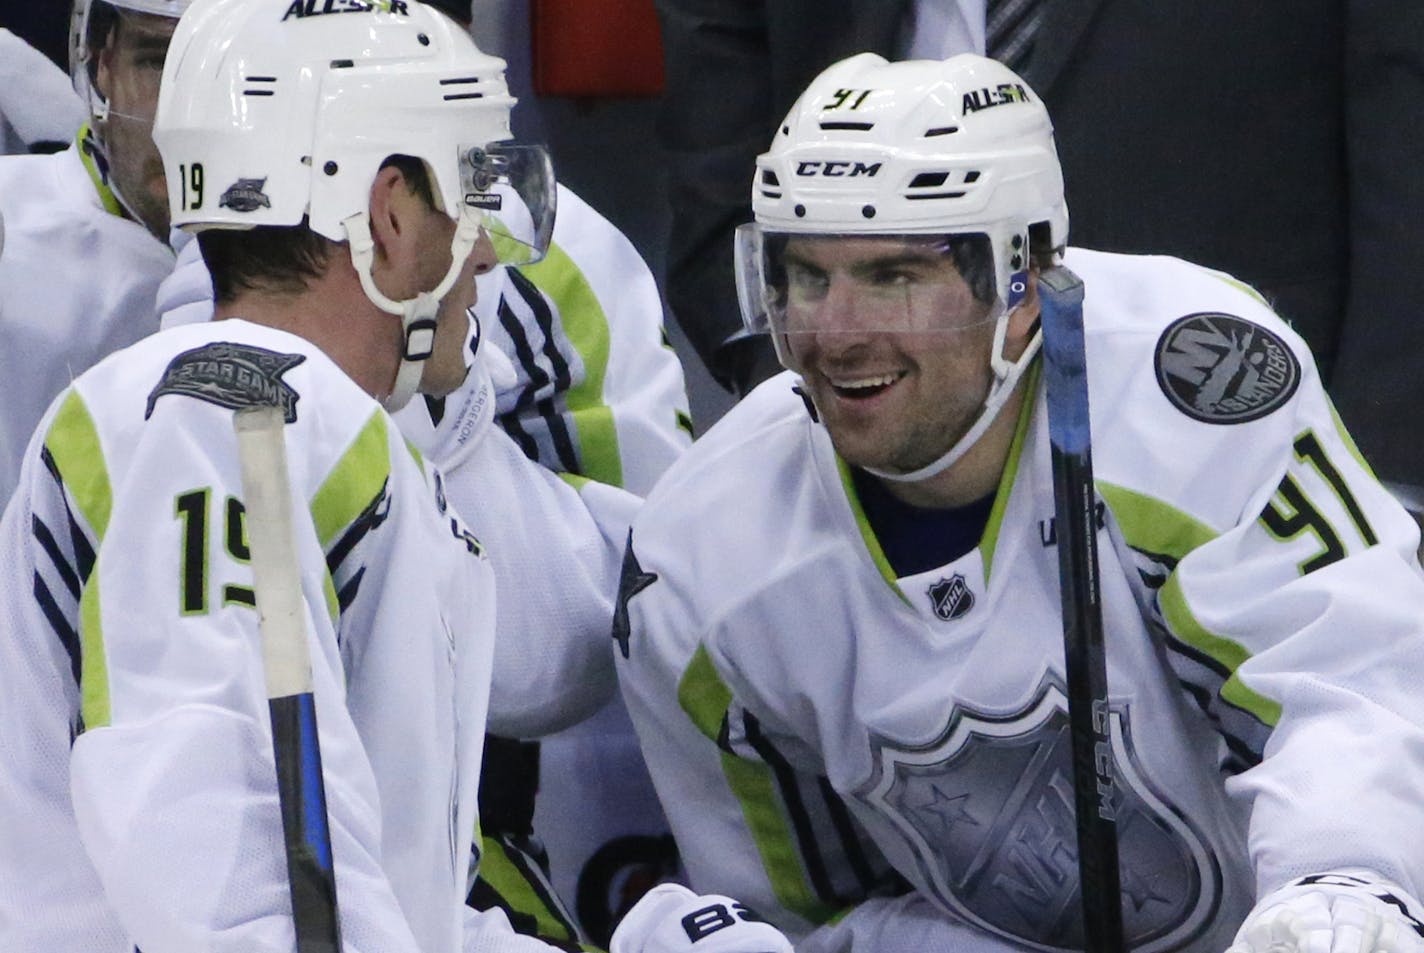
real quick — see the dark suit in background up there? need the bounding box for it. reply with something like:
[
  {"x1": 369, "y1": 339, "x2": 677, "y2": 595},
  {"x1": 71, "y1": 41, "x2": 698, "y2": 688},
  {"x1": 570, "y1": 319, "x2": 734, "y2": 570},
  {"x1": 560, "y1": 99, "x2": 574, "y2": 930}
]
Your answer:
[{"x1": 656, "y1": 0, "x2": 1424, "y2": 493}]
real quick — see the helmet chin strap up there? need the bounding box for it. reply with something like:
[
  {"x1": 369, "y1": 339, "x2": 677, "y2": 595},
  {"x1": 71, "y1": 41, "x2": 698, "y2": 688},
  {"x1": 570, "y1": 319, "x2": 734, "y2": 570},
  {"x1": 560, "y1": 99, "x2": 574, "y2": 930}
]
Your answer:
[
  {"x1": 343, "y1": 210, "x2": 482, "y2": 412},
  {"x1": 862, "y1": 303, "x2": 1042, "y2": 484}
]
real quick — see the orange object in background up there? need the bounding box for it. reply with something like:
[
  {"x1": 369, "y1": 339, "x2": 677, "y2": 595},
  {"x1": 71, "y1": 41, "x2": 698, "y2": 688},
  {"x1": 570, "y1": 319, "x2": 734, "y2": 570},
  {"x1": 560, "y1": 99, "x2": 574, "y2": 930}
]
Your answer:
[{"x1": 531, "y1": 0, "x2": 665, "y2": 97}]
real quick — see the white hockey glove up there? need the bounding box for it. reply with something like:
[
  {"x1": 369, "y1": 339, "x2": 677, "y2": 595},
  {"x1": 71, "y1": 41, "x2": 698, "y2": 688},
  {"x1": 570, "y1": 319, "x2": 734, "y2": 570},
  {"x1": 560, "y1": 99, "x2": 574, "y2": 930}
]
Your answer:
[
  {"x1": 1228, "y1": 872, "x2": 1424, "y2": 953},
  {"x1": 610, "y1": 884, "x2": 794, "y2": 953}
]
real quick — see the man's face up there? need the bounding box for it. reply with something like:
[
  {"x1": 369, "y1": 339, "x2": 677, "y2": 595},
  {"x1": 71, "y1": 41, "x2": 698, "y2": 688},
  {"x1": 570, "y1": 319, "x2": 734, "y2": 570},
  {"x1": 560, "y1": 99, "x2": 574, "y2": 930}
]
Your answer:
[
  {"x1": 779, "y1": 235, "x2": 1000, "y2": 474},
  {"x1": 94, "y1": 10, "x2": 176, "y2": 239},
  {"x1": 417, "y1": 209, "x2": 500, "y2": 398}
]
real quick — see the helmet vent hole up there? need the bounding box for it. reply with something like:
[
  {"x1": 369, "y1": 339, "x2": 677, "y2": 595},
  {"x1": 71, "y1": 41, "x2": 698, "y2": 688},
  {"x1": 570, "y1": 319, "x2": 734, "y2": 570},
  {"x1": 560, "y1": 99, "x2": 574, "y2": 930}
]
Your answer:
[
  {"x1": 924, "y1": 126, "x2": 960, "y2": 137},
  {"x1": 761, "y1": 170, "x2": 780, "y2": 187},
  {"x1": 331, "y1": 59, "x2": 355, "y2": 69},
  {"x1": 908, "y1": 172, "x2": 949, "y2": 188},
  {"x1": 964, "y1": 170, "x2": 981, "y2": 183},
  {"x1": 819, "y1": 121, "x2": 874, "y2": 131}
]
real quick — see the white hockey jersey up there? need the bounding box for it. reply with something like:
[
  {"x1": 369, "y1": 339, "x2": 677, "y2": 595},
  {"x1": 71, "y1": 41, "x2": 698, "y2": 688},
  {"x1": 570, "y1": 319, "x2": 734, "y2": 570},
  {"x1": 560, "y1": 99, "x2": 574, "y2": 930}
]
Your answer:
[
  {"x1": 616, "y1": 249, "x2": 1424, "y2": 953},
  {"x1": 0, "y1": 132, "x2": 174, "y2": 506},
  {"x1": 0, "y1": 319, "x2": 500, "y2": 953},
  {"x1": 156, "y1": 182, "x2": 691, "y2": 935}
]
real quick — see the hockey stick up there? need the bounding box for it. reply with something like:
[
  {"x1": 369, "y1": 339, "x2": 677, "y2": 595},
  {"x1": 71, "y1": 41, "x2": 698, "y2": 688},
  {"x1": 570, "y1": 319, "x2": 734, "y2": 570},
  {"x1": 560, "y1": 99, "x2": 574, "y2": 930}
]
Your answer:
[
  {"x1": 1036, "y1": 266, "x2": 1125, "y2": 953},
  {"x1": 233, "y1": 405, "x2": 343, "y2": 953}
]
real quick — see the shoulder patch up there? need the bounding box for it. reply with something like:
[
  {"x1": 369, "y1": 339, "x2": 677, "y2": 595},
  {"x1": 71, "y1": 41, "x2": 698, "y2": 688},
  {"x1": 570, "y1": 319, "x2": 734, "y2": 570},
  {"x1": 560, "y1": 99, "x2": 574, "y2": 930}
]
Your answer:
[
  {"x1": 146, "y1": 342, "x2": 306, "y2": 422},
  {"x1": 1153, "y1": 313, "x2": 1300, "y2": 424}
]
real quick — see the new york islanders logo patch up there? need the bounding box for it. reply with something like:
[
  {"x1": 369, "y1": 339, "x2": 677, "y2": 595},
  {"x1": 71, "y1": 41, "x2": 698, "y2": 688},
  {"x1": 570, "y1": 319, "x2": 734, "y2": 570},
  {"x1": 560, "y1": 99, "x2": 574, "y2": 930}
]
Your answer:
[
  {"x1": 1154, "y1": 313, "x2": 1300, "y2": 424},
  {"x1": 146, "y1": 342, "x2": 305, "y2": 422}
]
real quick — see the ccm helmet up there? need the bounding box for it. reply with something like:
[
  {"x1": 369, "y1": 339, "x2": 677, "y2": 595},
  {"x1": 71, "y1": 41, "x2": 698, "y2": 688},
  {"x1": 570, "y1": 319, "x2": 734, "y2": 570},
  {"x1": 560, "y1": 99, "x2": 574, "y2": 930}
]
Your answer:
[
  {"x1": 153, "y1": 0, "x2": 555, "y2": 409},
  {"x1": 736, "y1": 52, "x2": 1068, "y2": 482}
]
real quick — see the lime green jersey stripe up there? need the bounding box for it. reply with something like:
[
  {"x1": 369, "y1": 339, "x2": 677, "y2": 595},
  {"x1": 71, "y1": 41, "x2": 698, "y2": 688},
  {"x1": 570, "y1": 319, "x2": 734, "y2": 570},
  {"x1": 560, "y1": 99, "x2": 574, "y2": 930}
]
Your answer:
[
  {"x1": 310, "y1": 412, "x2": 391, "y2": 547},
  {"x1": 475, "y1": 837, "x2": 577, "y2": 943},
  {"x1": 1159, "y1": 574, "x2": 1281, "y2": 726},
  {"x1": 836, "y1": 455, "x2": 905, "y2": 602},
  {"x1": 76, "y1": 124, "x2": 124, "y2": 219},
  {"x1": 44, "y1": 390, "x2": 115, "y2": 728},
  {"x1": 517, "y1": 245, "x2": 623, "y2": 487},
  {"x1": 1099, "y1": 481, "x2": 1282, "y2": 726},
  {"x1": 678, "y1": 646, "x2": 837, "y2": 924}
]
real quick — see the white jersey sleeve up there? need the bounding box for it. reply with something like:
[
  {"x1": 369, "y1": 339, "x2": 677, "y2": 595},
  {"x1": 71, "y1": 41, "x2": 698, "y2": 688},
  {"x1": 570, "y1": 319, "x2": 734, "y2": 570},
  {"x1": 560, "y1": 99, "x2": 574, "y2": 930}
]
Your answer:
[
  {"x1": 0, "y1": 320, "x2": 496, "y2": 953},
  {"x1": 0, "y1": 30, "x2": 86, "y2": 154},
  {"x1": 476, "y1": 183, "x2": 692, "y2": 495},
  {"x1": 0, "y1": 139, "x2": 173, "y2": 507}
]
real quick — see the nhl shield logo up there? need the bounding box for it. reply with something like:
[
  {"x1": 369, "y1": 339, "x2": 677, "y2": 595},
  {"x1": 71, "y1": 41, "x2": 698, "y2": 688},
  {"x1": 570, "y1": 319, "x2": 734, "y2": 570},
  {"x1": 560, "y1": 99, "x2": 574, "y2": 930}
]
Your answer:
[
  {"x1": 928, "y1": 574, "x2": 975, "y2": 621},
  {"x1": 857, "y1": 676, "x2": 1224, "y2": 953}
]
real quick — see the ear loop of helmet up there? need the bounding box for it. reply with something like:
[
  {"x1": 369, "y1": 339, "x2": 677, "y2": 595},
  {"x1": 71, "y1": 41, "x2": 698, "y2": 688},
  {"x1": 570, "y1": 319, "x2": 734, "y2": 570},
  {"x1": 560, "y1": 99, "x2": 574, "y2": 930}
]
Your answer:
[{"x1": 344, "y1": 208, "x2": 483, "y2": 412}]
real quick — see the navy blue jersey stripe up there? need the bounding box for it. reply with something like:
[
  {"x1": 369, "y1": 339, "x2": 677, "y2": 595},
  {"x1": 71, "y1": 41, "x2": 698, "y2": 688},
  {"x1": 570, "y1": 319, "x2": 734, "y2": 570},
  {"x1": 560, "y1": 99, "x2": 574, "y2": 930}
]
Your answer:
[
  {"x1": 743, "y1": 710, "x2": 847, "y2": 907},
  {"x1": 324, "y1": 480, "x2": 389, "y2": 577},
  {"x1": 32, "y1": 514, "x2": 80, "y2": 599},
  {"x1": 817, "y1": 775, "x2": 878, "y2": 893},
  {"x1": 34, "y1": 573, "x2": 81, "y2": 687}
]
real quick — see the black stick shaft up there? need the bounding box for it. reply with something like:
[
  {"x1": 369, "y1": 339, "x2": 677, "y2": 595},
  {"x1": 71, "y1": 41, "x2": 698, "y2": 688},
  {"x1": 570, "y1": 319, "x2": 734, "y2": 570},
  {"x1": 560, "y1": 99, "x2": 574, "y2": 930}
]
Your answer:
[
  {"x1": 1037, "y1": 266, "x2": 1126, "y2": 953},
  {"x1": 270, "y1": 693, "x2": 342, "y2": 953}
]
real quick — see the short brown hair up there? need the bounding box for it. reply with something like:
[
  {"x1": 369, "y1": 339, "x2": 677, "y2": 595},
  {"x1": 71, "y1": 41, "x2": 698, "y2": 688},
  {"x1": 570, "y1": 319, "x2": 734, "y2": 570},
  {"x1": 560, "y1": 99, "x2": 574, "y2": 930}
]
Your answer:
[{"x1": 198, "y1": 155, "x2": 437, "y2": 304}]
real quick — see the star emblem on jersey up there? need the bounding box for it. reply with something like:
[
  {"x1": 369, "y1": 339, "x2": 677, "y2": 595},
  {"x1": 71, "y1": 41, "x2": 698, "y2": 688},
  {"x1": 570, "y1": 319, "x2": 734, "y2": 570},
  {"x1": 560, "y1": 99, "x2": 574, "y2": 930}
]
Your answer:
[
  {"x1": 611, "y1": 531, "x2": 658, "y2": 659},
  {"x1": 218, "y1": 177, "x2": 273, "y2": 213},
  {"x1": 927, "y1": 574, "x2": 975, "y2": 621},
  {"x1": 145, "y1": 342, "x2": 306, "y2": 422},
  {"x1": 1154, "y1": 312, "x2": 1300, "y2": 424},
  {"x1": 856, "y1": 674, "x2": 1220, "y2": 953}
]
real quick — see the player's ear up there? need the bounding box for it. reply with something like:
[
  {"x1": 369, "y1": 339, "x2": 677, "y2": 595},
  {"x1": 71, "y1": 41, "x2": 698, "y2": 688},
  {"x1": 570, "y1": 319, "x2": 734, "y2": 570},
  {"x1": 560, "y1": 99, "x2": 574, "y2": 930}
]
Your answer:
[{"x1": 365, "y1": 165, "x2": 424, "y2": 289}]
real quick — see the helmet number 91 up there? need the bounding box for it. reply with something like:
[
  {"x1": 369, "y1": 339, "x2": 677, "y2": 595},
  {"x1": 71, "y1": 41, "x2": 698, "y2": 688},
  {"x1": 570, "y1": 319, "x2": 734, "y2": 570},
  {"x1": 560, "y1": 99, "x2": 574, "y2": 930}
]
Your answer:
[{"x1": 179, "y1": 162, "x2": 205, "y2": 212}]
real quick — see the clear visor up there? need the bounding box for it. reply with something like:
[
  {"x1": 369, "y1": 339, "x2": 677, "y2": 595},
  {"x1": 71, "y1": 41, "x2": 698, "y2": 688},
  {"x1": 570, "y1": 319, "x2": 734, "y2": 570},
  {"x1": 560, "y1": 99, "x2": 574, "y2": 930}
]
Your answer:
[
  {"x1": 460, "y1": 143, "x2": 556, "y2": 267},
  {"x1": 735, "y1": 223, "x2": 1004, "y2": 338}
]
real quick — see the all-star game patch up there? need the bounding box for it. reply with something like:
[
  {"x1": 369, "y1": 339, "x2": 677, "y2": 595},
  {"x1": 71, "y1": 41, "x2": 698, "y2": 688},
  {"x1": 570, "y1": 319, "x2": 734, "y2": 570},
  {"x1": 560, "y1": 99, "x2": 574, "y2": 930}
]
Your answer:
[
  {"x1": 218, "y1": 177, "x2": 272, "y2": 213},
  {"x1": 146, "y1": 342, "x2": 306, "y2": 422},
  {"x1": 1153, "y1": 313, "x2": 1300, "y2": 424}
]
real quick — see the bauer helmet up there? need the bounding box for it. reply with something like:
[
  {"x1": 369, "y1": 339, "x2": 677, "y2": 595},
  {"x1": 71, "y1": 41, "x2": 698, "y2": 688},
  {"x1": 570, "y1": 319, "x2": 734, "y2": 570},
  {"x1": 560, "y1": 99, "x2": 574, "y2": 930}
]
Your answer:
[
  {"x1": 735, "y1": 52, "x2": 1068, "y2": 482},
  {"x1": 152, "y1": 0, "x2": 555, "y2": 409}
]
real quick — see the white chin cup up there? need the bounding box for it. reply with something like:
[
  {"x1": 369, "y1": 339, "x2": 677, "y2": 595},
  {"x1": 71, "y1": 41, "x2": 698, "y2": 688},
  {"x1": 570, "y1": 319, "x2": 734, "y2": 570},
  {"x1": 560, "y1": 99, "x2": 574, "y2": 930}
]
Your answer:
[{"x1": 862, "y1": 303, "x2": 1041, "y2": 484}]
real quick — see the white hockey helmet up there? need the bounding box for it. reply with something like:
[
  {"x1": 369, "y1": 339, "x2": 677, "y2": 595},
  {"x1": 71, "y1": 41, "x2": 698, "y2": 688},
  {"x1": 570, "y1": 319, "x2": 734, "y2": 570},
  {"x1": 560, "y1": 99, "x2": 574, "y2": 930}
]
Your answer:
[
  {"x1": 735, "y1": 52, "x2": 1069, "y2": 482},
  {"x1": 153, "y1": 0, "x2": 555, "y2": 409}
]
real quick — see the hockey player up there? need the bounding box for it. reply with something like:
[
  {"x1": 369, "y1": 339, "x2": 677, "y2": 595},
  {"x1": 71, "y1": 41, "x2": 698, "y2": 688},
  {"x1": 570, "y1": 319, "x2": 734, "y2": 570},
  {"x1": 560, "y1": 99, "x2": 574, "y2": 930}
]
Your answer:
[
  {"x1": 0, "y1": 0, "x2": 181, "y2": 506},
  {"x1": 0, "y1": 0, "x2": 781, "y2": 949},
  {"x1": 0, "y1": 0, "x2": 562, "y2": 948},
  {"x1": 615, "y1": 52, "x2": 1424, "y2": 953},
  {"x1": 152, "y1": 1, "x2": 692, "y2": 941}
]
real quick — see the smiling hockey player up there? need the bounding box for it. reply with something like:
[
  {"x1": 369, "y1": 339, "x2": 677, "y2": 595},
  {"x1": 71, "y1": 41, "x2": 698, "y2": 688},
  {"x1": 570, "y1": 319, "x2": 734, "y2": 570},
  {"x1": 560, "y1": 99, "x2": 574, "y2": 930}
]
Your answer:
[{"x1": 615, "y1": 52, "x2": 1424, "y2": 953}]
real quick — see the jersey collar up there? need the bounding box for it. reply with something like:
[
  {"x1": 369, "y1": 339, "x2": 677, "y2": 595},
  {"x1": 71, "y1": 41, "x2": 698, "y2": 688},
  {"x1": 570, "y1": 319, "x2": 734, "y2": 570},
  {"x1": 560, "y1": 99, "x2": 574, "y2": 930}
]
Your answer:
[
  {"x1": 75, "y1": 123, "x2": 125, "y2": 219},
  {"x1": 837, "y1": 358, "x2": 1043, "y2": 599}
]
